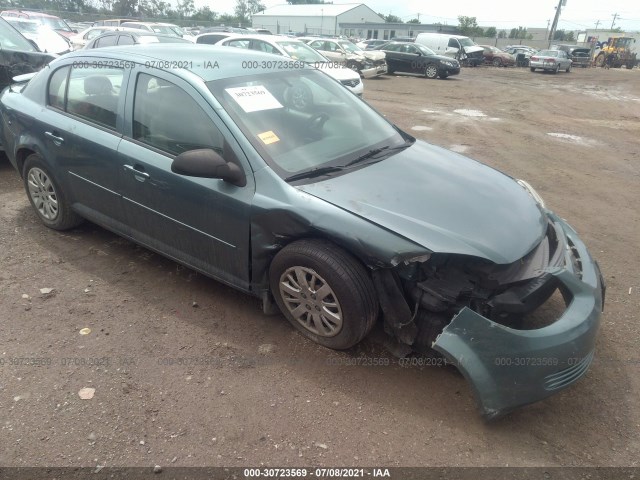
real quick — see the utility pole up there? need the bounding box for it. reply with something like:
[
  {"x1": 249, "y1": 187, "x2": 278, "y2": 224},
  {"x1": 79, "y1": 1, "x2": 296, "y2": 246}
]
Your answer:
[
  {"x1": 548, "y1": 0, "x2": 563, "y2": 43},
  {"x1": 594, "y1": 20, "x2": 600, "y2": 30},
  {"x1": 610, "y1": 13, "x2": 618, "y2": 29}
]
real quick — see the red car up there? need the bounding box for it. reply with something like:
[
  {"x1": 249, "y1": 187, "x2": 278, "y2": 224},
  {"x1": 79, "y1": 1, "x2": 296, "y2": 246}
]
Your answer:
[{"x1": 479, "y1": 45, "x2": 516, "y2": 67}]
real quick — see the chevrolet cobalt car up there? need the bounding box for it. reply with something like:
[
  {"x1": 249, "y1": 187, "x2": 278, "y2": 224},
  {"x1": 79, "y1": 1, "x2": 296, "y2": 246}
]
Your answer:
[{"x1": 0, "y1": 45, "x2": 604, "y2": 418}]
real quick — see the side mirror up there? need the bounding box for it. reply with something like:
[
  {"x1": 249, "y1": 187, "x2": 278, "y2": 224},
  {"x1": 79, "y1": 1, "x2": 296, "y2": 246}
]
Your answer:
[{"x1": 171, "y1": 149, "x2": 246, "y2": 187}]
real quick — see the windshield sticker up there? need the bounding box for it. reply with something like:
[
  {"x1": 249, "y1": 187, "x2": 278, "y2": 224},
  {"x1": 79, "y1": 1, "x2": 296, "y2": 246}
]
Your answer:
[
  {"x1": 258, "y1": 131, "x2": 280, "y2": 145},
  {"x1": 225, "y1": 86, "x2": 283, "y2": 113}
]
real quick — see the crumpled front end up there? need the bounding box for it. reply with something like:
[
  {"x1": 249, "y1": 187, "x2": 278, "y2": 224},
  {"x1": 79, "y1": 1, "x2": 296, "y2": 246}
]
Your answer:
[{"x1": 378, "y1": 212, "x2": 604, "y2": 419}]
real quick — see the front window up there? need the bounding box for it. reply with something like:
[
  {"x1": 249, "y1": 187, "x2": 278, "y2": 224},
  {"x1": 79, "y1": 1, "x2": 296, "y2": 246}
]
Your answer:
[{"x1": 208, "y1": 70, "x2": 410, "y2": 181}]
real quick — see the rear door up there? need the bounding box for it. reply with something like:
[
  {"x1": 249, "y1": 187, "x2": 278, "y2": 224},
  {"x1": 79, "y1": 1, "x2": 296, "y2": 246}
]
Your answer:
[
  {"x1": 37, "y1": 62, "x2": 130, "y2": 228},
  {"x1": 116, "y1": 69, "x2": 254, "y2": 289}
]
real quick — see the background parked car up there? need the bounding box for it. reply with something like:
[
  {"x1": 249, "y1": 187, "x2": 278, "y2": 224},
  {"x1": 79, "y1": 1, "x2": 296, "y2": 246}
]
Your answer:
[
  {"x1": 0, "y1": 17, "x2": 54, "y2": 90},
  {"x1": 70, "y1": 26, "x2": 133, "y2": 50},
  {"x1": 4, "y1": 17, "x2": 71, "y2": 54},
  {"x1": 502, "y1": 45, "x2": 538, "y2": 67},
  {"x1": 355, "y1": 39, "x2": 389, "y2": 50},
  {"x1": 1, "y1": 10, "x2": 76, "y2": 38},
  {"x1": 300, "y1": 37, "x2": 386, "y2": 78},
  {"x1": 552, "y1": 44, "x2": 592, "y2": 68},
  {"x1": 375, "y1": 41, "x2": 460, "y2": 79},
  {"x1": 196, "y1": 31, "x2": 239, "y2": 45},
  {"x1": 215, "y1": 35, "x2": 363, "y2": 96},
  {"x1": 529, "y1": 49, "x2": 573, "y2": 73},
  {"x1": 85, "y1": 31, "x2": 192, "y2": 49},
  {"x1": 478, "y1": 45, "x2": 515, "y2": 67},
  {"x1": 120, "y1": 21, "x2": 194, "y2": 41}
]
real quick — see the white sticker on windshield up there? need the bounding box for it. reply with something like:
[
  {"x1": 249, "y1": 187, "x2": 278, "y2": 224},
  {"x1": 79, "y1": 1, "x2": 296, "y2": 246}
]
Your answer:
[{"x1": 225, "y1": 85, "x2": 283, "y2": 113}]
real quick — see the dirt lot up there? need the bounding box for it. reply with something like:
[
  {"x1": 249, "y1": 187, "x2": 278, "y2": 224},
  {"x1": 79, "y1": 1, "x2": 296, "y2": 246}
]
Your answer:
[{"x1": 1, "y1": 65, "x2": 639, "y2": 469}]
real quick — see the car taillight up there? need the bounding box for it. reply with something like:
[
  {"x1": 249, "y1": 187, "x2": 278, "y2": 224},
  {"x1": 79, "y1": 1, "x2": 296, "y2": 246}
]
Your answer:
[
  {"x1": 531, "y1": 56, "x2": 538, "y2": 61},
  {"x1": 547, "y1": 58, "x2": 556, "y2": 62}
]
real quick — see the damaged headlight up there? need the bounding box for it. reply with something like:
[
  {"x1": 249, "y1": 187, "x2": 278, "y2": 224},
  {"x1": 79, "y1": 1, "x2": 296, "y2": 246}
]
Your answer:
[{"x1": 516, "y1": 179, "x2": 546, "y2": 208}]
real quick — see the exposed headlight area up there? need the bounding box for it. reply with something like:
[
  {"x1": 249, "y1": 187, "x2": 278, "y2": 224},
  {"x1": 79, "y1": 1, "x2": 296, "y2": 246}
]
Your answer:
[
  {"x1": 517, "y1": 179, "x2": 546, "y2": 208},
  {"x1": 440, "y1": 60, "x2": 459, "y2": 68}
]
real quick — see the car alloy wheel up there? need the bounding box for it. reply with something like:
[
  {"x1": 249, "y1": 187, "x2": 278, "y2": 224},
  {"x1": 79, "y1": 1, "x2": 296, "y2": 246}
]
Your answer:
[
  {"x1": 425, "y1": 64, "x2": 438, "y2": 79},
  {"x1": 492, "y1": 58, "x2": 502, "y2": 67},
  {"x1": 23, "y1": 154, "x2": 83, "y2": 230},
  {"x1": 279, "y1": 266, "x2": 343, "y2": 337},
  {"x1": 27, "y1": 167, "x2": 59, "y2": 221}
]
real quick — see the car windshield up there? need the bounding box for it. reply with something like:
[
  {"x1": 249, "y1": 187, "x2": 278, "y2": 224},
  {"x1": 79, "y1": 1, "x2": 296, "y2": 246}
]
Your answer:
[
  {"x1": 538, "y1": 50, "x2": 558, "y2": 57},
  {"x1": 168, "y1": 25, "x2": 186, "y2": 36},
  {"x1": 40, "y1": 16, "x2": 72, "y2": 32},
  {"x1": 277, "y1": 41, "x2": 327, "y2": 63},
  {"x1": 458, "y1": 38, "x2": 476, "y2": 47},
  {"x1": 208, "y1": 69, "x2": 409, "y2": 180},
  {"x1": 339, "y1": 41, "x2": 361, "y2": 53},
  {"x1": 0, "y1": 18, "x2": 37, "y2": 51},
  {"x1": 6, "y1": 18, "x2": 39, "y2": 34},
  {"x1": 150, "y1": 25, "x2": 177, "y2": 35},
  {"x1": 416, "y1": 44, "x2": 436, "y2": 55}
]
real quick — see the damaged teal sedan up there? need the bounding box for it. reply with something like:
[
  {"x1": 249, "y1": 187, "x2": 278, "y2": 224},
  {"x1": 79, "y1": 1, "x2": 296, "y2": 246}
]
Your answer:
[{"x1": 0, "y1": 45, "x2": 605, "y2": 419}]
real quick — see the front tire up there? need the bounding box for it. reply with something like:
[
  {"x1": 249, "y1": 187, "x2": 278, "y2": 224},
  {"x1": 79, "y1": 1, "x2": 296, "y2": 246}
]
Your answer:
[
  {"x1": 530, "y1": 67, "x2": 536, "y2": 72},
  {"x1": 566, "y1": 63, "x2": 572, "y2": 73},
  {"x1": 23, "y1": 154, "x2": 83, "y2": 230},
  {"x1": 492, "y1": 58, "x2": 502, "y2": 67},
  {"x1": 424, "y1": 64, "x2": 438, "y2": 79},
  {"x1": 269, "y1": 240, "x2": 377, "y2": 350}
]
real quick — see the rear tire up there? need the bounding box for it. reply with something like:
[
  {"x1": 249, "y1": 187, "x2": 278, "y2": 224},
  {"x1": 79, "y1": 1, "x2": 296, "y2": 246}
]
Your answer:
[
  {"x1": 23, "y1": 154, "x2": 83, "y2": 231},
  {"x1": 492, "y1": 58, "x2": 502, "y2": 67},
  {"x1": 566, "y1": 63, "x2": 572, "y2": 73},
  {"x1": 530, "y1": 67, "x2": 536, "y2": 72},
  {"x1": 269, "y1": 240, "x2": 378, "y2": 350}
]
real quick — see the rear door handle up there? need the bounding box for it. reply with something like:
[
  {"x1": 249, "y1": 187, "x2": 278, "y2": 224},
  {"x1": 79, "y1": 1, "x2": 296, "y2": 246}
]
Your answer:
[
  {"x1": 45, "y1": 131, "x2": 64, "y2": 145},
  {"x1": 123, "y1": 164, "x2": 150, "y2": 181}
]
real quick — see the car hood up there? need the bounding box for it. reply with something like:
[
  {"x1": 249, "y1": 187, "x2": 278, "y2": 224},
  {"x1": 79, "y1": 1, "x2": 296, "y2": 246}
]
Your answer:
[
  {"x1": 361, "y1": 50, "x2": 385, "y2": 61},
  {"x1": 316, "y1": 62, "x2": 360, "y2": 81},
  {"x1": 297, "y1": 141, "x2": 547, "y2": 264}
]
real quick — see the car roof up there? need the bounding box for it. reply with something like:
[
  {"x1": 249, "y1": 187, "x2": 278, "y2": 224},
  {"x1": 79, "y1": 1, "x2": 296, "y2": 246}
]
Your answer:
[
  {"x1": 2, "y1": 10, "x2": 59, "y2": 19},
  {"x1": 60, "y1": 44, "x2": 312, "y2": 81}
]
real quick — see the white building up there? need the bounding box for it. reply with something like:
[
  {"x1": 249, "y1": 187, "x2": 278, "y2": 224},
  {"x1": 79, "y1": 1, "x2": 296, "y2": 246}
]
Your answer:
[{"x1": 252, "y1": 3, "x2": 384, "y2": 36}]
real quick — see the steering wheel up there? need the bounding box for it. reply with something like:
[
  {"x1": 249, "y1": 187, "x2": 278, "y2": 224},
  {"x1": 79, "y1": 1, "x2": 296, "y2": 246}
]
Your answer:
[
  {"x1": 284, "y1": 83, "x2": 313, "y2": 111},
  {"x1": 305, "y1": 113, "x2": 329, "y2": 139}
]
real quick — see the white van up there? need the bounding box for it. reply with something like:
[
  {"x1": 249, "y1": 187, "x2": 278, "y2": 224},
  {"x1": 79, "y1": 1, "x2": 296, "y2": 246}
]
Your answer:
[{"x1": 414, "y1": 33, "x2": 484, "y2": 66}]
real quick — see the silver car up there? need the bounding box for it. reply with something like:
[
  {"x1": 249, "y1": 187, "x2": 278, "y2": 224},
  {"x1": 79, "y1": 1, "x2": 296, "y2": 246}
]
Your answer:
[{"x1": 529, "y1": 49, "x2": 572, "y2": 73}]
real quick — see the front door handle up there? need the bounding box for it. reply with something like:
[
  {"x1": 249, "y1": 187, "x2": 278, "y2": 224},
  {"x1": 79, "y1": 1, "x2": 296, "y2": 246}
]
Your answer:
[
  {"x1": 123, "y1": 164, "x2": 150, "y2": 181},
  {"x1": 45, "y1": 131, "x2": 64, "y2": 145}
]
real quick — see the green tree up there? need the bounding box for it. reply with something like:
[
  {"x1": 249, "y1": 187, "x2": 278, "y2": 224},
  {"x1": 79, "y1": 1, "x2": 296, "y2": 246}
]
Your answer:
[
  {"x1": 498, "y1": 30, "x2": 507, "y2": 38},
  {"x1": 509, "y1": 26, "x2": 528, "y2": 39},
  {"x1": 484, "y1": 26, "x2": 497, "y2": 38},
  {"x1": 286, "y1": 0, "x2": 327, "y2": 4},
  {"x1": 379, "y1": 14, "x2": 403, "y2": 23},
  {"x1": 458, "y1": 16, "x2": 482, "y2": 36},
  {"x1": 407, "y1": 18, "x2": 421, "y2": 24},
  {"x1": 176, "y1": 0, "x2": 195, "y2": 18},
  {"x1": 190, "y1": 5, "x2": 217, "y2": 21}
]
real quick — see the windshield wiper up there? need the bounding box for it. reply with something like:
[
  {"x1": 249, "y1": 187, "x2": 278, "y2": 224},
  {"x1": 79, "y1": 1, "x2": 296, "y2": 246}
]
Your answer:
[
  {"x1": 285, "y1": 165, "x2": 345, "y2": 182},
  {"x1": 343, "y1": 142, "x2": 411, "y2": 168}
]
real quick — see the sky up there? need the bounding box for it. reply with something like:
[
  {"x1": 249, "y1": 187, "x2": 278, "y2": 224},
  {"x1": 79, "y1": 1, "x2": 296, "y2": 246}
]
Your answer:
[{"x1": 197, "y1": 0, "x2": 640, "y2": 32}]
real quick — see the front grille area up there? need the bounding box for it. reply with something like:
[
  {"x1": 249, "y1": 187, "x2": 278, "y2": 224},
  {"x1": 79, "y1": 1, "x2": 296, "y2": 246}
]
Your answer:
[
  {"x1": 341, "y1": 78, "x2": 361, "y2": 88},
  {"x1": 544, "y1": 350, "x2": 594, "y2": 390}
]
